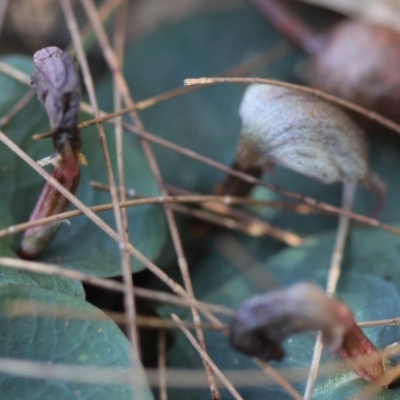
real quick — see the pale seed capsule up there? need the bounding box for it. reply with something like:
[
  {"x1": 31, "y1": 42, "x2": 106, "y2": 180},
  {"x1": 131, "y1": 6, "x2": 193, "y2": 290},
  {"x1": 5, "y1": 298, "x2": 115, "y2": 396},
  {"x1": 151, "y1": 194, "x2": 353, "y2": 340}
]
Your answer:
[{"x1": 216, "y1": 84, "x2": 387, "y2": 213}]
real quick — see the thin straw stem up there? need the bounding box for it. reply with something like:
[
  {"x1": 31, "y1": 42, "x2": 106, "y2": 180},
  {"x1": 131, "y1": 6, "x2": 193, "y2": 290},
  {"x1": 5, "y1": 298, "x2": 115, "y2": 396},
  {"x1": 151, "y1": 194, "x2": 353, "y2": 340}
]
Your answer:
[
  {"x1": 304, "y1": 182, "x2": 356, "y2": 399},
  {"x1": 171, "y1": 314, "x2": 244, "y2": 400}
]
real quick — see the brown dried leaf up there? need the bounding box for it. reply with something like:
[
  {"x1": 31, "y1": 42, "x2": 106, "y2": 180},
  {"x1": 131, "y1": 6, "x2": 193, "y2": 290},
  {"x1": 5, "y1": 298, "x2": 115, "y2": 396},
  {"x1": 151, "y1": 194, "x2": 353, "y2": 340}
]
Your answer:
[{"x1": 298, "y1": 0, "x2": 400, "y2": 32}]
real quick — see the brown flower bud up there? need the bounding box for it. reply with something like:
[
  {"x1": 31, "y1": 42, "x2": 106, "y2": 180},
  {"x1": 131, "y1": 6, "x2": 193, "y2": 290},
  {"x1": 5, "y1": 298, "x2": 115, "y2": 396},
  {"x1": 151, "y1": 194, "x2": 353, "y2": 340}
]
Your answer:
[
  {"x1": 247, "y1": 0, "x2": 400, "y2": 122},
  {"x1": 309, "y1": 20, "x2": 400, "y2": 122},
  {"x1": 229, "y1": 282, "x2": 384, "y2": 382}
]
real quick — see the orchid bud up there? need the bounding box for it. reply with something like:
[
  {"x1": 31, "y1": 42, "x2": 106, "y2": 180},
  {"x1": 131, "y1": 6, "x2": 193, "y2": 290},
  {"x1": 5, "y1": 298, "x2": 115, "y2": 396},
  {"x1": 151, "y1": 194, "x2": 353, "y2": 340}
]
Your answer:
[
  {"x1": 216, "y1": 84, "x2": 387, "y2": 213},
  {"x1": 229, "y1": 282, "x2": 384, "y2": 382},
  {"x1": 19, "y1": 47, "x2": 82, "y2": 259}
]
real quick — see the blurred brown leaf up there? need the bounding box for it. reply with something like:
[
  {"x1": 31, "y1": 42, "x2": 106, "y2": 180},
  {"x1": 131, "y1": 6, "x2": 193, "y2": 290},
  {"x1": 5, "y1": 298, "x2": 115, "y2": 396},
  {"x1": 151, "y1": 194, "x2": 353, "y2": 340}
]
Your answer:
[
  {"x1": 8, "y1": 0, "x2": 59, "y2": 48},
  {"x1": 299, "y1": 0, "x2": 400, "y2": 32}
]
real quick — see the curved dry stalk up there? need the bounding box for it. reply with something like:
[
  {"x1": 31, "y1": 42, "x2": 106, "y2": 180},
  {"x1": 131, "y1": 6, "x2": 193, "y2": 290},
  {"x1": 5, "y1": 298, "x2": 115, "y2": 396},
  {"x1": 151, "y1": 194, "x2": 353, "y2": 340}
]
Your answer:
[
  {"x1": 0, "y1": 194, "x2": 298, "y2": 239},
  {"x1": 184, "y1": 77, "x2": 400, "y2": 135},
  {"x1": 91, "y1": 181, "x2": 303, "y2": 246},
  {"x1": 172, "y1": 202, "x2": 302, "y2": 245}
]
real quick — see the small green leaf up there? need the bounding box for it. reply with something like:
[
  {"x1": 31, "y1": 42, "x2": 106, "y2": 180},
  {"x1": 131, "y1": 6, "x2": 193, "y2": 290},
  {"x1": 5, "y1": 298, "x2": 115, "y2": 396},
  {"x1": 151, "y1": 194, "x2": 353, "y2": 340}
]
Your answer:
[
  {"x1": 0, "y1": 56, "x2": 169, "y2": 276},
  {"x1": 0, "y1": 284, "x2": 153, "y2": 400}
]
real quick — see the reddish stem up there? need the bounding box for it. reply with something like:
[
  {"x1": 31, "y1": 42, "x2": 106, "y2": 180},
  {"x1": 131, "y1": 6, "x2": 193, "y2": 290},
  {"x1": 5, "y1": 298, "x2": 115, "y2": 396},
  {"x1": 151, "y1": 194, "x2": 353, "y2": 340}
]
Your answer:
[
  {"x1": 18, "y1": 166, "x2": 80, "y2": 259},
  {"x1": 336, "y1": 322, "x2": 384, "y2": 382},
  {"x1": 246, "y1": 0, "x2": 326, "y2": 55}
]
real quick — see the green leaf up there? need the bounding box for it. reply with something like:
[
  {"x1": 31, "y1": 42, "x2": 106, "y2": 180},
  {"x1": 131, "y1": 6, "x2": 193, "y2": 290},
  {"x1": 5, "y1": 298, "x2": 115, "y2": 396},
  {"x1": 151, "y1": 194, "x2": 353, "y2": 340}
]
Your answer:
[
  {"x1": 0, "y1": 240, "x2": 84, "y2": 298},
  {"x1": 0, "y1": 284, "x2": 153, "y2": 400},
  {"x1": 0, "y1": 56, "x2": 169, "y2": 276},
  {"x1": 156, "y1": 230, "x2": 400, "y2": 399}
]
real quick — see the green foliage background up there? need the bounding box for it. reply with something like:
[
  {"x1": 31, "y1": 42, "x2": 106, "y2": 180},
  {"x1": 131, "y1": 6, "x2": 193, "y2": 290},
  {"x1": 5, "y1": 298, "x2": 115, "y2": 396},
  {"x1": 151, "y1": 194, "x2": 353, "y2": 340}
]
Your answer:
[{"x1": 1, "y1": 3, "x2": 400, "y2": 399}]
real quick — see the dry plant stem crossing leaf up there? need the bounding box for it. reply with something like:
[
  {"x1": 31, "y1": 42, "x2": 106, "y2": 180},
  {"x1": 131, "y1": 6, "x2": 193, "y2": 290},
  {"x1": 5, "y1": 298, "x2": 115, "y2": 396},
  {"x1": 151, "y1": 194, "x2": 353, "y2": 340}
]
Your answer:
[
  {"x1": 158, "y1": 330, "x2": 168, "y2": 400},
  {"x1": 80, "y1": 0, "x2": 220, "y2": 397},
  {"x1": 60, "y1": 0, "x2": 141, "y2": 379},
  {"x1": 112, "y1": 0, "x2": 141, "y2": 357},
  {"x1": 0, "y1": 357, "x2": 147, "y2": 386},
  {"x1": 19, "y1": 47, "x2": 82, "y2": 259},
  {"x1": 304, "y1": 182, "x2": 379, "y2": 397},
  {"x1": 0, "y1": 257, "x2": 234, "y2": 317},
  {"x1": 171, "y1": 314, "x2": 245, "y2": 400},
  {"x1": 0, "y1": 358, "x2": 331, "y2": 388},
  {"x1": 5, "y1": 299, "x2": 226, "y2": 331},
  {"x1": 91, "y1": 181, "x2": 303, "y2": 246},
  {"x1": 0, "y1": 194, "x2": 297, "y2": 239}
]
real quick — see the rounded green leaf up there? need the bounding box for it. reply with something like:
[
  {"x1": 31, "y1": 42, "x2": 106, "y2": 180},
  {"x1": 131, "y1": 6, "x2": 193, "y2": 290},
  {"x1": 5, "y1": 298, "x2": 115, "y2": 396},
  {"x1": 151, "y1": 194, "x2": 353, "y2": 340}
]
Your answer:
[{"x1": 0, "y1": 284, "x2": 153, "y2": 400}]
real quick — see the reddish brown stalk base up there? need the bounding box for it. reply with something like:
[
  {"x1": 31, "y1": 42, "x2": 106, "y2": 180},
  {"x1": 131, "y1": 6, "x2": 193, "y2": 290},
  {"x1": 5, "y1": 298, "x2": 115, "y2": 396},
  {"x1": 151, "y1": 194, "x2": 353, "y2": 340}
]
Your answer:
[
  {"x1": 336, "y1": 322, "x2": 384, "y2": 383},
  {"x1": 18, "y1": 165, "x2": 80, "y2": 259}
]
